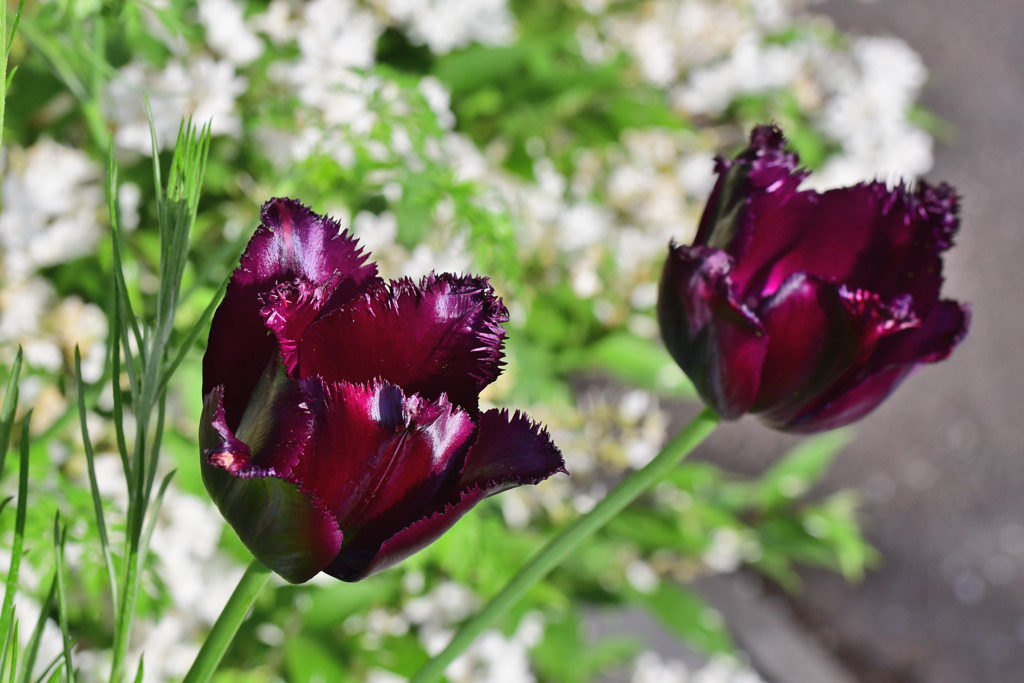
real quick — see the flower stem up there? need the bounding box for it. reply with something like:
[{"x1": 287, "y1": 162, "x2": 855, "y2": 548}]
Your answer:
[
  {"x1": 182, "y1": 559, "x2": 272, "y2": 683},
  {"x1": 410, "y1": 407, "x2": 720, "y2": 683}
]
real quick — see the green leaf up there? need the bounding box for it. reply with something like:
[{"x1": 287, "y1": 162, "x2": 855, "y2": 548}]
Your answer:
[
  {"x1": 634, "y1": 583, "x2": 734, "y2": 655},
  {"x1": 302, "y1": 578, "x2": 395, "y2": 632},
  {"x1": 754, "y1": 430, "x2": 853, "y2": 510},
  {"x1": 531, "y1": 609, "x2": 639, "y2": 683},
  {"x1": 284, "y1": 635, "x2": 356, "y2": 683},
  {"x1": 566, "y1": 333, "x2": 697, "y2": 398}
]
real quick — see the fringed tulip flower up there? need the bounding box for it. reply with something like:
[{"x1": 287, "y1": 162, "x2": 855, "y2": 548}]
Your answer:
[
  {"x1": 658, "y1": 126, "x2": 970, "y2": 432},
  {"x1": 200, "y1": 198, "x2": 565, "y2": 583}
]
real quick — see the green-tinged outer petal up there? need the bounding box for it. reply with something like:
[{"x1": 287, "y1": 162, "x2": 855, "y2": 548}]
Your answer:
[{"x1": 200, "y1": 387, "x2": 342, "y2": 584}]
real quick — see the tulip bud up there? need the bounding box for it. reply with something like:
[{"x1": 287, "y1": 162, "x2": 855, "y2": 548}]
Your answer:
[
  {"x1": 658, "y1": 126, "x2": 969, "y2": 432},
  {"x1": 201, "y1": 198, "x2": 565, "y2": 583}
]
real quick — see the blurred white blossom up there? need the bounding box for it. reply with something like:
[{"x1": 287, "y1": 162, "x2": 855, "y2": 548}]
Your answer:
[
  {"x1": 107, "y1": 57, "x2": 247, "y2": 155},
  {"x1": 199, "y1": 0, "x2": 265, "y2": 65},
  {"x1": 374, "y1": 0, "x2": 516, "y2": 54},
  {"x1": 0, "y1": 139, "x2": 103, "y2": 279}
]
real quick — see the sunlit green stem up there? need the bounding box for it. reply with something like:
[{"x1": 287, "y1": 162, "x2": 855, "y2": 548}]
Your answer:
[
  {"x1": 410, "y1": 407, "x2": 721, "y2": 683},
  {"x1": 181, "y1": 559, "x2": 272, "y2": 683}
]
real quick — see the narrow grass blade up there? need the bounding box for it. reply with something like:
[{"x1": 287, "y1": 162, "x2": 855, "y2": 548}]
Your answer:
[
  {"x1": 0, "y1": 497, "x2": 11, "y2": 517},
  {"x1": 143, "y1": 393, "x2": 167, "y2": 505},
  {"x1": 6, "y1": 622, "x2": 18, "y2": 683},
  {"x1": 110, "y1": 291, "x2": 132, "y2": 484},
  {"x1": 106, "y1": 143, "x2": 146, "y2": 371},
  {"x1": 158, "y1": 269, "x2": 230, "y2": 396},
  {"x1": 74, "y1": 347, "x2": 119, "y2": 615},
  {"x1": 52, "y1": 517, "x2": 74, "y2": 683},
  {"x1": 35, "y1": 658, "x2": 61, "y2": 683},
  {"x1": 0, "y1": 618, "x2": 15, "y2": 683},
  {"x1": 1, "y1": 411, "x2": 32, "y2": 647},
  {"x1": 140, "y1": 470, "x2": 175, "y2": 567},
  {"x1": 0, "y1": 348, "x2": 23, "y2": 478},
  {"x1": 5, "y1": 0, "x2": 25, "y2": 55},
  {"x1": 18, "y1": 579, "x2": 56, "y2": 683},
  {"x1": 132, "y1": 657, "x2": 143, "y2": 683}
]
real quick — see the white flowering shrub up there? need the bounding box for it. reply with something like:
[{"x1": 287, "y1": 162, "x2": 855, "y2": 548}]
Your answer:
[{"x1": 0, "y1": 0, "x2": 930, "y2": 680}]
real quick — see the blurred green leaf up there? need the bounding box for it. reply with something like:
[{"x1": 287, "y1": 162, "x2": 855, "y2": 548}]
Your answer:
[
  {"x1": 284, "y1": 635, "x2": 356, "y2": 683},
  {"x1": 565, "y1": 332, "x2": 697, "y2": 398},
  {"x1": 754, "y1": 430, "x2": 853, "y2": 511},
  {"x1": 634, "y1": 583, "x2": 733, "y2": 655}
]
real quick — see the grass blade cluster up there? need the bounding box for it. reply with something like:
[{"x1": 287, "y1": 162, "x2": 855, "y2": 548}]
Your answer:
[{"x1": 104, "y1": 116, "x2": 212, "y2": 683}]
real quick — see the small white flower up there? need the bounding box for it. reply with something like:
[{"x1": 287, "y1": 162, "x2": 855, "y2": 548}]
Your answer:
[{"x1": 199, "y1": 0, "x2": 265, "y2": 65}]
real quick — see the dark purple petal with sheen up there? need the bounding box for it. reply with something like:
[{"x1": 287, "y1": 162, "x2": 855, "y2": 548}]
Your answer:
[
  {"x1": 695, "y1": 125, "x2": 806, "y2": 260},
  {"x1": 658, "y1": 243, "x2": 768, "y2": 419},
  {"x1": 775, "y1": 299, "x2": 970, "y2": 432},
  {"x1": 199, "y1": 385, "x2": 342, "y2": 584},
  {"x1": 696, "y1": 128, "x2": 962, "y2": 318},
  {"x1": 755, "y1": 286, "x2": 925, "y2": 431},
  {"x1": 300, "y1": 378, "x2": 475, "y2": 550},
  {"x1": 752, "y1": 274, "x2": 917, "y2": 415},
  {"x1": 203, "y1": 198, "x2": 377, "y2": 430},
  {"x1": 743, "y1": 181, "x2": 959, "y2": 308},
  {"x1": 328, "y1": 408, "x2": 565, "y2": 581},
  {"x1": 299, "y1": 273, "x2": 508, "y2": 413}
]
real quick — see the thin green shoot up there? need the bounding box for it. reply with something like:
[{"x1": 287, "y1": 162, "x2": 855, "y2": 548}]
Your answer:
[
  {"x1": 5, "y1": 622, "x2": 18, "y2": 683},
  {"x1": 0, "y1": 618, "x2": 15, "y2": 683},
  {"x1": 0, "y1": 411, "x2": 32, "y2": 649},
  {"x1": 0, "y1": 348, "x2": 23, "y2": 477},
  {"x1": 106, "y1": 143, "x2": 146, "y2": 374},
  {"x1": 75, "y1": 346, "x2": 119, "y2": 615},
  {"x1": 109, "y1": 292, "x2": 131, "y2": 481},
  {"x1": 52, "y1": 517, "x2": 74, "y2": 683},
  {"x1": 18, "y1": 579, "x2": 55, "y2": 683}
]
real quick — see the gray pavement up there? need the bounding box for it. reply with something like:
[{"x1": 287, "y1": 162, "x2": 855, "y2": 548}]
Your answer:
[{"x1": 694, "y1": 0, "x2": 1024, "y2": 681}]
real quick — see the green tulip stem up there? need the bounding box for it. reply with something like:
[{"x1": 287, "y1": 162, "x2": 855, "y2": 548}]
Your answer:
[
  {"x1": 410, "y1": 406, "x2": 721, "y2": 683},
  {"x1": 182, "y1": 558, "x2": 272, "y2": 683}
]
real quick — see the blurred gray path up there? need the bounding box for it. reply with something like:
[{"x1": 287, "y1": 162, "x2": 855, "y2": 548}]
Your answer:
[{"x1": 695, "y1": 1, "x2": 1024, "y2": 681}]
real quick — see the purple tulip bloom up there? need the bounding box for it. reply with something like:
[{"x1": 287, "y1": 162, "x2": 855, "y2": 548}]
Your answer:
[
  {"x1": 658, "y1": 126, "x2": 970, "y2": 432},
  {"x1": 200, "y1": 198, "x2": 565, "y2": 583}
]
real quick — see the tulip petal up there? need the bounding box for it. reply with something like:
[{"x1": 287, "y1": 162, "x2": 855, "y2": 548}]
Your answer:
[
  {"x1": 203, "y1": 198, "x2": 377, "y2": 430},
  {"x1": 777, "y1": 299, "x2": 970, "y2": 432},
  {"x1": 658, "y1": 244, "x2": 768, "y2": 418},
  {"x1": 199, "y1": 385, "x2": 342, "y2": 584},
  {"x1": 756, "y1": 285, "x2": 937, "y2": 432},
  {"x1": 753, "y1": 274, "x2": 916, "y2": 414},
  {"x1": 751, "y1": 273, "x2": 836, "y2": 412},
  {"x1": 299, "y1": 273, "x2": 508, "y2": 413},
  {"x1": 695, "y1": 125, "x2": 806, "y2": 259},
  {"x1": 746, "y1": 182, "x2": 959, "y2": 309},
  {"x1": 701, "y1": 129, "x2": 961, "y2": 315},
  {"x1": 328, "y1": 408, "x2": 565, "y2": 581},
  {"x1": 297, "y1": 379, "x2": 476, "y2": 581}
]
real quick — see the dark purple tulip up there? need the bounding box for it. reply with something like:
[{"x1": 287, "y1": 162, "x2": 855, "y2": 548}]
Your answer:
[
  {"x1": 658, "y1": 126, "x2": 970, "y2": 432},
  {"x1": 200, "y1": 198, "x2": 564, "y2": 583}
]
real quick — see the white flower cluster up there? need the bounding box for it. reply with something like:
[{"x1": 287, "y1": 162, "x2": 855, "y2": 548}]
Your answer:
[
  {"x1": 632, "y1": 651, "x2": 767, "y2": 683},
  {"x1": 0, "y1": 140, "x2": 107, "y2": 383},
  {"x1": 595, "y1": 0, "x2": 932, "y2": 189},
  {"x1": 373, "y1": 0, "x2": 516, "y2": 55},
  {"x1": 106, "y1": 57, "x2": 248, "y2": 155},
  {"x1": 353, "y1": 579, "x2": 544, "y2": 683}
]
